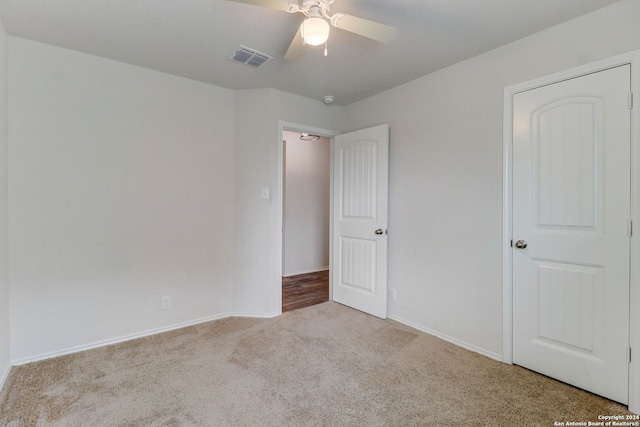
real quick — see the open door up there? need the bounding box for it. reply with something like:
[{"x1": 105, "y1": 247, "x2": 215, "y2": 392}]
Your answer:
[{"x1": 332, "y1": 124, "x2": 389, "y2": 319}]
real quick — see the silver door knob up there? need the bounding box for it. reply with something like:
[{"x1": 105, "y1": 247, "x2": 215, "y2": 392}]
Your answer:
[
  {"x1": 375, "y1": 229, "x2": 384, "y2": 235},
  {"x1": 514, "y1": 240, "x2": 527, "y2": 249}
]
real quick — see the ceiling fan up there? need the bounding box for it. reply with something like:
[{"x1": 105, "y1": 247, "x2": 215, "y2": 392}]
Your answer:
[{"x1": 227, "y1": 0, "x2": 398, "y2": 59}]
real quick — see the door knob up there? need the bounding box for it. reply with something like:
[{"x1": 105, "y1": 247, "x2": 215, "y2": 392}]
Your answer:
[
  {"x1": 375, "y1": 229, "x2": 384, "y2": 235},
  {"x1": 514, "y1": 240, "x2": 527, "y2": 249}
]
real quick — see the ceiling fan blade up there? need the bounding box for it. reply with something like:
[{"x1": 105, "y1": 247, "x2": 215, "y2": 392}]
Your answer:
[
  {"x1": 284, "y1": 27, "x2": 304, "y2": 59},
  {"x1": 226, "y1": 0, "x2": 297, "y2": 13},
  {"x1": 331, "y1": 14, "x2": 397, "y2": 43}
]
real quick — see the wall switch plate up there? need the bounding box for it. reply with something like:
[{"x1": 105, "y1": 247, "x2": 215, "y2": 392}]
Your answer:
[
  {"x1": 161, "y1": 295, "x2": 171, "y2": 310},
  {"x1": 389, "y1": 287, "x2": 397, "y2": 301},
  {"x1": 261, "y1": 187, "x2": 270, "y2": 200}
]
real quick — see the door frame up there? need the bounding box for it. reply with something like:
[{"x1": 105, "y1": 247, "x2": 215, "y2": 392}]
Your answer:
[
  {"x1": 503, "y1": 50, "x2": 640, "y2": 413},
  {"x1": 274, "y1": 121, "x2": 339, "y2": 315}
]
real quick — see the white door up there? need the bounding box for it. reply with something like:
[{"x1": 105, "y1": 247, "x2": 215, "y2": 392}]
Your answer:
[
  {"x1": 512, "y1": 65, "x2": 631, "y2": 404},
  {"x1": 332, "y1": 124, "x2": 389, "y2": 319}
]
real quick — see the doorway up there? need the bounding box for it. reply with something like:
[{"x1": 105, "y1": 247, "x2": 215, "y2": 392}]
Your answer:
[
  {"x1": 275, "y1": 122, "x2": 391, "y2": 320},
  {"x1": 282, "y1": 129, "x2": 331, "y2": 312}
]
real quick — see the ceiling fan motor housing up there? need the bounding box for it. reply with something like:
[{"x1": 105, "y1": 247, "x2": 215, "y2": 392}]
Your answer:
[{"x1": 300, "y1": 0, "x2": 335, "y2": 17}]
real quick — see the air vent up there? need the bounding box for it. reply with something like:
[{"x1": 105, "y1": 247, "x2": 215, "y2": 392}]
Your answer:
[{"x1": 228, "y1": 46, "x2": 274, "y2": 68}]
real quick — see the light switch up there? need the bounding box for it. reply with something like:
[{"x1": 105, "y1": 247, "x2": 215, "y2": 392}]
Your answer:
[{"x1": 261, "y1": 187, "x2": 271, "y2": 200}]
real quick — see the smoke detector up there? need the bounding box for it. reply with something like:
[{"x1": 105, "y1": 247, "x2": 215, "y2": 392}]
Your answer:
[{"x1": 323, "y1": 95, "x2": 335, "y2": 105}]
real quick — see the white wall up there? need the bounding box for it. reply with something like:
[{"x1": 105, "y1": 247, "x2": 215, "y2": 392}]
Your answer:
[
  {"x1": 283, "y1": 131, "x2": 330, "y2": 277},
  {"x1": 233, "y1": 89, "x2": 344, "y2": 316},
  {"x1": 0, "y1": 17, "x2": 10, "y2": 386},
  {"x1": 344, "y1": 0, "x2": 640, "y2": 359},
  {"x1": 5, "y1": 0, "x2": 638, "y2": 373},
  {"x1": 8, "y1": 38, "x2": 236, "y2": 362}
]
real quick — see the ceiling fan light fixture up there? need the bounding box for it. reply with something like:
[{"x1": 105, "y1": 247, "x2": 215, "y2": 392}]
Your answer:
[{"x1": 301, "y1": 17, "x2": 330, "y2": 46}]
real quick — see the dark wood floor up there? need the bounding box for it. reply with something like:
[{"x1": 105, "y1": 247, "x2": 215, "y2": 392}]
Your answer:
[{"x1": 282, "y1": 270, "x2": 329, "y2": 312}]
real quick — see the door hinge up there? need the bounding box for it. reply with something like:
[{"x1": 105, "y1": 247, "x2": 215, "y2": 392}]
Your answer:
[
  {"x1": 629, "y1": 92, "x2": 634, "y2": 109},
  {"x1": 629, "y1": 347, "x2": 632, "y2": 363},
  {"x1": 628, "y1": 219, "x2": 633, "y2": 237}
]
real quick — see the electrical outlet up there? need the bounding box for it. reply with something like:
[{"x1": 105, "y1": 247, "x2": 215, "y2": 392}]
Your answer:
[
  {"x1": 389, "y1": 287, "x2": 397, "y2": 301},
  {"x1": 161, "y1": 295, "x2": 171, "y2": 310}
]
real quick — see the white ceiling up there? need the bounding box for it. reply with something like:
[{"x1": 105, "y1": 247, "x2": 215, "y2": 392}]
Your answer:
[{"x1": 0, "y1": 0, "x2": 623, "y2": 105}]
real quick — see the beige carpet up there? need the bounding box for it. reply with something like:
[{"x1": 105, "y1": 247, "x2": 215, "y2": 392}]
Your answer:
[{"x1": 0, "y1": 302, "x2": 632, "y2": 426}]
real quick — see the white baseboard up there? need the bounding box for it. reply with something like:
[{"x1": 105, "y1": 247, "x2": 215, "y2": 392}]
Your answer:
[
  {"x1": 388, "y1": 314, "x2": 503, "y2": 362},
  {"x1": 11, "y1": 312, "x2": 235, "y2": 366},
  {"x1": 283, "y1": 267, "x2": 329, "y2": 277},
  {"x1": 232, "y1": 311, "x2": 281, "y2": 319},
  {"x1": 0, "y1": 362, "x2": 11, "y2": 393},
  {"x1": 7, "y1": 309, "x2": 504, "y2": 372}
]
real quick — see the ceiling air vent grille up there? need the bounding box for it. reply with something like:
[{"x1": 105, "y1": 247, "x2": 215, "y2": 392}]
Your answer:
[{"x1": 228, "y1": 46, "x2": 274, "y2": 68}]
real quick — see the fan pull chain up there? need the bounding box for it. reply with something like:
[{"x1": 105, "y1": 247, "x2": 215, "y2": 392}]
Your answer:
[
  {"x1": 324, "y1": 41, "x2": 328, "y2": 57},
  {"x1": 301, "y1": 19, "x2": 306, "y2": 46}
]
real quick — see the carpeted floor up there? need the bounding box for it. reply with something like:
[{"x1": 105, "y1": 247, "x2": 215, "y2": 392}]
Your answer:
[{"x1": 0, "y1": 302, "x2": 632, "y2": 426}]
